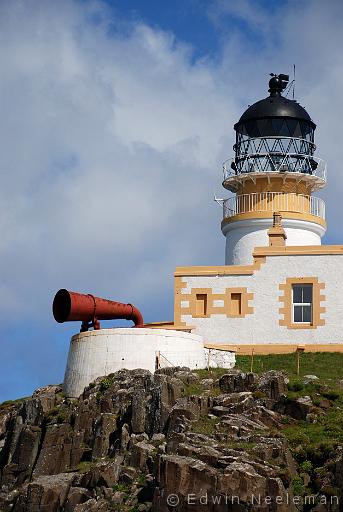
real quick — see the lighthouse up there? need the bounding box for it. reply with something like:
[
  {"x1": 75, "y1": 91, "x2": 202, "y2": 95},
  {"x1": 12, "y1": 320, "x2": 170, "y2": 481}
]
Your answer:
[
  {"x1": 221, "y1": 73, "x2": 327, "y2": 265},
  {"x1": 174, "y1": 71, "x2": 343, "y2": 352}
]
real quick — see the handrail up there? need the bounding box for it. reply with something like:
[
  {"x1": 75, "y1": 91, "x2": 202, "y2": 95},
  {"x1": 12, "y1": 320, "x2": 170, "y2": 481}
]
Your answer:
[
  {"x1": 223, "y1": 154, "x2": 327, "y2": 183},
  {"x1": 222, "y1": 192, "x2": 325, "y2": 221}
]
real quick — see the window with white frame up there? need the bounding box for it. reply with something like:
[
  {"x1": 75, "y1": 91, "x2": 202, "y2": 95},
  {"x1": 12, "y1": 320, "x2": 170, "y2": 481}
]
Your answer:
[{"x1": 292, "y1": 284, "x2": 313, "y2": 323}]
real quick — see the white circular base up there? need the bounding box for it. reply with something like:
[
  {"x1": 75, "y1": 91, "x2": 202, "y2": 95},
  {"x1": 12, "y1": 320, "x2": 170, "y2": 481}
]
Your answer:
[
  {"x1": 222, "y1": 217, "x2": 326, "y2": 265},
  {"x1": 63, "y1": 328, "x2": 207, "y2": 397}
]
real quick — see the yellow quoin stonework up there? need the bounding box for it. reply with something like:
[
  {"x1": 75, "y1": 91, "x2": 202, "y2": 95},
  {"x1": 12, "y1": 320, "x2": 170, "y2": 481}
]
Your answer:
[
  {"x1": 178, "y1": 287, "x2": 254, "y2": 319},
  {"x1": 173, "y1": 245, "x2": 343, "y2": 352},
  {"x1": 279, "y1": 277, "x2": 326, "y2": 329}
]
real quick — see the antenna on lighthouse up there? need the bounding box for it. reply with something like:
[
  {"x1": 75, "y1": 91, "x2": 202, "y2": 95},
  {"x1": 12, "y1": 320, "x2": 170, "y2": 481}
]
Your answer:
[{"x1": 293, "y1": 64, "x2": 296, "y2": 100}]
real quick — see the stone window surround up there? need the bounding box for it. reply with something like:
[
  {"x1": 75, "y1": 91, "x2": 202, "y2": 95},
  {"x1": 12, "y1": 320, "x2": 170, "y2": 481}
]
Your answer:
[
  {"x1": 179, "y1": 287, "x2": 254, "y2": 319},
  {"x1": 279, "y1": 277, "x2": 325, "y2": 329}
]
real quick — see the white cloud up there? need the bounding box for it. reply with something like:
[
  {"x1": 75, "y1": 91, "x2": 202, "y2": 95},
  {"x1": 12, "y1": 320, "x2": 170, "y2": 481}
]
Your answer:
[{"x1": 0, "y1": 0, "x2": 240, "y2": 327}]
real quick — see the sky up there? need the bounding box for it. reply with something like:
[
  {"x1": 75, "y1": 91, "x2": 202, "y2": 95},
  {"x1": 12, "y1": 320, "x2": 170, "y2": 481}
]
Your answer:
[{"x1": 1, "y1": 0, "x2": 343, "y2": 402}]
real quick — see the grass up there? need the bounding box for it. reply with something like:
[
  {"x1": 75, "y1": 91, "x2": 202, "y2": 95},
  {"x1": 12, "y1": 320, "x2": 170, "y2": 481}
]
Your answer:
[
  {"x1": 77, "y1": 461, "x2": 95, "y2": 474},
  {"x1": 224, "y1": 352, "x2": 343, "y2": 468},
  {"x1": 0, "y1": 397, "x2": 27, "y2": 411},
  {"x1": 282, "y1": 398, "x2": 343, "y2": 458},
  {"x1": 137, "y1": 473, "x2": 147, "y2": 486},
  {"x1": 182, "y1": 383, "x2": 203, "y2": 397},
  {"x1": 226, "y1": 441, "x2": 257, "y2": 451},
  {"x1": 181, "y1": 382, "x2": 222, "y2": 397},
  {"x1": 45, "y1": 406, "x2": 69, "y2": 424},
  {"x1": 112, "y1": 483, "x2": 130, "y2": 493},
  {"x1": 236, "y1": 352, "x2": 343, "y2": 384},
  {"x1": 194, "y1": 353, "x2": 343, "y2": 386},
  {"x1": 195, "y1": 368, "x2": 232, "y2": 380},
  {"x1": 193, "y1": 354, "x2": 343, "y2": 480},
  {"x1": 191, "y1": 416, "x2": 221, "y2": 435},
  {"x1": 99, "y1": 375, "x2": 116, "y2": 392}
]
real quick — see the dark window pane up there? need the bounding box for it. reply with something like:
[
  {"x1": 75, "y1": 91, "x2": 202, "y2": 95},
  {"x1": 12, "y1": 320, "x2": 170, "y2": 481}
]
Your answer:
[
  {"x1": 257, "y1": 119, "x2": 268, "y2": 136},
  {"x1": 293, "y1": 285, "x2": 303, "y2": 303},
  {"x1": 294, "y1": 306, "x2": 303, "y2": 322},
  {"x1": 294, "y1": 122, "x2": 302, "y2": 137},
  {"x1": 286, "y1": 119, "x2": 297, "y2": 136},
  {"x1": 303, "y1": 285, "x2": 313, "y2": 303},
  {"x1": 300, "y1": 121, "x2": 312, "y2": 137},
  {"x1": 237, "y1": 123, "x2": 248, "y2": 136},
  {"x1": 264, "y1": 119, "x2": 273, "y2": 136},
  {"x1": 303, "y1": 306, "x2": 312, "y2": 323},
  {"x1": 271, "y1": 118, "x2": 284, "y2": 135},
  {"x1": 246, "y1": 120, "x2": 259, "y2": 138},
  {"x1": 279, "y1": 120, "x2": 290, "y2": 137}
]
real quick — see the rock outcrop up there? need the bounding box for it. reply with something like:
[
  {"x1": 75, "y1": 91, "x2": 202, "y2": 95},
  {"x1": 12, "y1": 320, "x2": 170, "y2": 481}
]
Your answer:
[{"x1": 0, "y1": 368, "x2": 340, "y2": 511}]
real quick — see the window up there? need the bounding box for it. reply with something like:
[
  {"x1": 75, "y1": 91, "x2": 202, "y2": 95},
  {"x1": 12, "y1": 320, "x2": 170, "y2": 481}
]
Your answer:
[
  {"x1": 230, "y1": 293, "x2": 242, "y2": 316},
  {"x1": 195, "y1": 294, "x2": 208, "y2": 317},
  {"x1": 279, "y1": 278, "x2": 325, "y2": 329},
  {"x1": 292, "y1": 284, "x2": 312, "y2": 323}
]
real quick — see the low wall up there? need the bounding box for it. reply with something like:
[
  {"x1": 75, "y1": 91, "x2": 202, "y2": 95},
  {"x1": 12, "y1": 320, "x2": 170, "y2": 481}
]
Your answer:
[
  {"x1": 204, "y1": 348, "x2": 236, "y2": 369},
  {"x1": 64, "y1": 328, "x2": 207, "y2": 397}
]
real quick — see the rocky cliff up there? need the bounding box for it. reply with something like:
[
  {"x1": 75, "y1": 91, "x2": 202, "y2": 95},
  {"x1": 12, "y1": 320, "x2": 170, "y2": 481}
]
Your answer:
[{"x1": 0, "y1": 367, "x2": 342, "y2": 511}]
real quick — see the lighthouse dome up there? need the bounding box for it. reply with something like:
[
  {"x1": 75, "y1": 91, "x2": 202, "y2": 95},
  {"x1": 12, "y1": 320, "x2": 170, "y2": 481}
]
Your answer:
[{"x1": 234, "y1": 74, "x2": 316, "y2": 139}]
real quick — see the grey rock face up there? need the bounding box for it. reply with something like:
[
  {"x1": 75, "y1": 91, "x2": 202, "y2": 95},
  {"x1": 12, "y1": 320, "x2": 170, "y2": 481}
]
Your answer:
[
  {"x1": 303, "y1": 375, "x2": 319, "y2": 385},
  {"x1": 219, "y1": 372, "x2": 257, "y2": 393},
  {"x1": 0, "y1": 367, "x2": 339, "y2": 512}
]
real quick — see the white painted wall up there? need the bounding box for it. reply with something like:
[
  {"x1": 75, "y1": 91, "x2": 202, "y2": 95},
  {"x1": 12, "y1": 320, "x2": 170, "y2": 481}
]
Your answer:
[
  {"x1": 180, "y1": 253, "x2": 343, "y2": 346},
  {"x1": 64, "y1": 328, "x2": 207, "y2": 397},
  {"x1": 222, "y1": 218, "x2": 326, "y2": 265},
  {"x1": 204, "y1": 348, "x2": 235, "y2": 369}
]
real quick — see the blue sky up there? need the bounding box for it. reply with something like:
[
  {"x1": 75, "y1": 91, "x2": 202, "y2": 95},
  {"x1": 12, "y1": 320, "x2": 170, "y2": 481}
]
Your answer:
[
  {"x1": 1, "y1": 0, "x2": 343, "y2": 402},
  {"x1": 102, "y1": 0, "x2": 221, "y2": 59}
]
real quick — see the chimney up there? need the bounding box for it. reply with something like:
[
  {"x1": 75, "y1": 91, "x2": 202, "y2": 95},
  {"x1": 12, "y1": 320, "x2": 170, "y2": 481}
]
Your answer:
[{"x1": 267, "y1": 212, "x2": 287, "y2": 247}]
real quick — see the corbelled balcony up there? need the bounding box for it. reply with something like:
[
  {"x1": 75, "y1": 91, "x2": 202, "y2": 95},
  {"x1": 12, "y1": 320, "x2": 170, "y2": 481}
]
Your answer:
[{"x1": 222, "y1": 192, "x2": 325, "y2": 223}]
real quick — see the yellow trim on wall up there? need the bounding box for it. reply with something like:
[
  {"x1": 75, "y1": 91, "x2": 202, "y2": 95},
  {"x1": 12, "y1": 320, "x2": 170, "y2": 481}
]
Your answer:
[
  {"x1": 221, "y1": 211, "x2": 327, "y2": 229},
  {"x1": 174, "y1": 256, "x2": 266, "y2": 277},
  {"x1": 175, "y1": 245, "x2": 343, "y2": 281},
  {"x1": 174, "y1": 276, "x2": 188, "y2": 327},
  {"x1": 278, "y1": 277, "x2": 325, "y2": 329},
  {"x1": 178, "y1": 287, "x2": 254, "y2": 319},
  {"x1": 190, "y1": 288, "x2": 212, "y2": 317},
  {"x1": 253, "y1": 245, "x2": 343, "y2": 256},
  {"x1": 225, "y1": 287, "x2": 254, "y2": 317},
  {"x1": 204, "y1": 343, "x2": 343, "y2": 355}
]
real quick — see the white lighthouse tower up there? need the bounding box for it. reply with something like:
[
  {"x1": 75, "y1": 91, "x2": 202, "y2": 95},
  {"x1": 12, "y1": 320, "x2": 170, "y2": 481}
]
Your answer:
[{"x1": 221, "y1": 73, "x2": 327, "y2": 265}]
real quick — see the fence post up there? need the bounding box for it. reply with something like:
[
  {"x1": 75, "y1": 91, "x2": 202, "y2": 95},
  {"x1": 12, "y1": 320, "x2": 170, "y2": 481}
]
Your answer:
[
  {"x1": 155, "y1": 351, "x2": 160, "y2": 370},
  {"x1": 296, "y1": 346, "x2": 305, "y2": 376},
  {"x1": 207, "y1": 349, "x2": 211, "y2": 373},
  {"x1": 250, "y1": 348, "x2": 254, "y2": 373}
]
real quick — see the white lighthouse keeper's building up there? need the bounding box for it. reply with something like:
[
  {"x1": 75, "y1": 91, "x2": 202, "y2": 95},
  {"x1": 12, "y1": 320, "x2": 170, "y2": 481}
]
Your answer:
[{"x1": 173, "y1": 73, "x2": 343, "y2": 354}]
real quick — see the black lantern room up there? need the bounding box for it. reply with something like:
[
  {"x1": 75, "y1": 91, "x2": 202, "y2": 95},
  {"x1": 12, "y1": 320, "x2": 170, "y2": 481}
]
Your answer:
[{"x1": 230, "y1": 74, "x2": 318, "y2": 176}]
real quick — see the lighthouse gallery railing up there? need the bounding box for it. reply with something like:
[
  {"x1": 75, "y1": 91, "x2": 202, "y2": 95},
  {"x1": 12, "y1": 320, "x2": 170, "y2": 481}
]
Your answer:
[{"x1": 222, "y1": 193, "x2": 325, "y2": 221}]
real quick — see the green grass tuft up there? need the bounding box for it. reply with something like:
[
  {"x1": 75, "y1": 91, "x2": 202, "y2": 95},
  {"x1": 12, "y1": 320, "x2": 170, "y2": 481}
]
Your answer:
[
  {"x1": 191, "y1": 416, "x2": 220, "y2": 435},
  {"x1": 236, "y1": 352, "x2": 343, "y2": 384},
  {"x1": 77, "y1": 461, "x2": 94, "y2": 474},
  {"x1": 0, "y1": 397, "x2": 27, "y2": 411}
]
